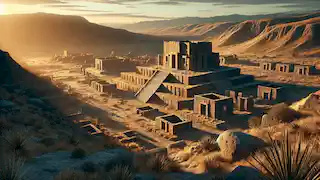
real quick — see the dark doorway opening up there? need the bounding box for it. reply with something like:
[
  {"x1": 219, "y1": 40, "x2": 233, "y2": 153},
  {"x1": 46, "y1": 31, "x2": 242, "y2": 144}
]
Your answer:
[{"x1": 201, "y1": 104, "x2": 207, "y2": 116}]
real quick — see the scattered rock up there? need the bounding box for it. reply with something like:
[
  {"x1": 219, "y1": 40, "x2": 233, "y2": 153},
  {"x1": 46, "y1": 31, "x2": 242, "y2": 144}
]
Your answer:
[{"x1": 217, "y1": 131, "x2": 265, "y2": 161}]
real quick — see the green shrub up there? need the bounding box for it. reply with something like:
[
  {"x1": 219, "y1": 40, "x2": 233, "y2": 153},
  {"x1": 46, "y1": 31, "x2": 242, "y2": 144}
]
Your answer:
[
  {"x1": 40, "y1": 137, "x2": 56, "y2": 147},
  {"x1": 80, "y1": 161, "x2": 97, "y2": 173},
  {"x1": 249, "y1": 132, "x2": 320, "y2": 180},
  {"x1": 71, "y1": 148, "x2": 86, "y2": 159},
  {"x1": 261, "y1": 103, "x2": 302, "y2": 127}
]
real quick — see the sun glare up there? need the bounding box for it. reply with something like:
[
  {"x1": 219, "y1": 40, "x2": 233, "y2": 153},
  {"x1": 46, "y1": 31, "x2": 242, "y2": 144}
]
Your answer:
[{"x1": 0, "y1": 4, "x2": 5, "y2": 15}]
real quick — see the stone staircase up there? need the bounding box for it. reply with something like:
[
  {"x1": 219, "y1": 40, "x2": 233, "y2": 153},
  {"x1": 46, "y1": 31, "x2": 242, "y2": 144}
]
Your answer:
[{"x1": 135, "y1": 71, "x2": 169, "y2": 103}]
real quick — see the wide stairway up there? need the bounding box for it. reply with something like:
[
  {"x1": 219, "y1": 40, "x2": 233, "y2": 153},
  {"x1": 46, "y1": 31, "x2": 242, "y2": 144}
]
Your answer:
[{"x1": 135, "y1": 71, "x2": 169, "y2": 103}]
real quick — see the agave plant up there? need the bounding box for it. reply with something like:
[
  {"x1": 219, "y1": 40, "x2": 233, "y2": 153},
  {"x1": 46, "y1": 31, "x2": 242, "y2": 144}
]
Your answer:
[
  {"x1": 145, "y1": 154, "x2": 180, "y2": 173},
  {"x1": 249, "y1": 131, "x2": 320, "y2": 180},
  {"x1": 3, "y1": 129, "x2": 30, "y2": 158},
  {"x1": 0, "y1": 155, "x2": 25, "y2": 180},
  {"x1": 106, "y1": 165, "x2": 134, "y2": 180}
]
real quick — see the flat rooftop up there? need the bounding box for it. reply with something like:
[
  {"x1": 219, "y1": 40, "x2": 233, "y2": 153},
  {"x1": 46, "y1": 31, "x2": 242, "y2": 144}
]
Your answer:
[
  {"x1": 259, "y1": 83, "x2": 282, "y2": 89},
  {"x1": 197, "y1": 93, "x2": 230, "y2": 101},
  {"x1": 161, "y1": 115, "x2": 184, "y2": 124},
  {"x1": 137, "y1": 106, "x2": 153, "y2": 111}
]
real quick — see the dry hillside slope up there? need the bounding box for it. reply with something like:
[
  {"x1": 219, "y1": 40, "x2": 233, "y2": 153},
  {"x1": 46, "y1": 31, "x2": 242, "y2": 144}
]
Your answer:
[{"x1": 0, "y1": 13, "x2": 163, "y2": 57}]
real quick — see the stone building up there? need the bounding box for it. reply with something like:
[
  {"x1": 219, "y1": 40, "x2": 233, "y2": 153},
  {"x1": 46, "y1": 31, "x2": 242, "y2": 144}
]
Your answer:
[
  {"x1": 275, "y1": 63, "x2": 294, "y2": 73},
  {"x1": 237, "y1": 95, "x2": 254, "y2": 112},
  {"x1": 90, "y1": 80, "x2": 116, "y2": 93},
  {"x1": 257, "y1": 84, "x2": 285, "y2": 101},
  {"x1": 115, "y1": 41, "x2": 258, "y2": 110},
  {"x1": 155, "y1": 114, "x2": 192, "y2": 135},
  {"x1": 294, "y1": 65, "x2": 319, "y2": 76},
  {"x1": 225, "y1": 90, "x2": 254, "y2": 112},
  {"x1": 161, "y1": 41, "x2": 220, "y2": 71},
  {"x1": 194, "y1": 93, "x2": 233, "y2": 120},
  {"x1": 260, "y1": 62, "x2": 276, "y2": 71},
  {"x1": 220, "y1": 54, "x2": 238, "y2": 65}
]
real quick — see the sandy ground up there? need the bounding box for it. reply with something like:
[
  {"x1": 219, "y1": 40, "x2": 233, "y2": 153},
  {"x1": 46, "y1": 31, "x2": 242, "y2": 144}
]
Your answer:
[{"x1": 23, "y1": 57, "x2": 174, "y2": 149}]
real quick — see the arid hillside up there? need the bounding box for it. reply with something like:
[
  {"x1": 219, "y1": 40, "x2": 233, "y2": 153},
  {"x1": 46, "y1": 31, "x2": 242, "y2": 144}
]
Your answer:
[
  {"x1": 211, "y1": 12, "x2": 320, "y2": 57},
  {"x1": 128, "y1": 12, "x2": 320, "y2": 57},
  {"x1": 0, "y1": 13, "x2": 164, "y2": 57},
  {"x1": 142, "y1": 22, "x2": 235, "y2": 39}
]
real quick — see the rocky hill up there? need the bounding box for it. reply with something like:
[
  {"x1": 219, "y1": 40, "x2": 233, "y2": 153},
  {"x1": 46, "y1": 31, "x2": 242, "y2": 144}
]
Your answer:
[
  {"x1": 142, "y1": 22, "x2": 235, "y2": 38},
  {"x1": 211, "y1": 13, "x2": 320, "y2": 57},
  {"x1": 128, "y1": 12, "x2": 320, "y2": 57},
  {"x1": 0, "y1": 13, "x2": 163, "y2": 57},
  {"x1": 121, "y1": 13, "x2": 300, "y2": 33}
]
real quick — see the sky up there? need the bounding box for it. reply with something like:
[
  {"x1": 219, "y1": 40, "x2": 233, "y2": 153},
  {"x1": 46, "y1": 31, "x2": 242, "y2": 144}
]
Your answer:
[{"x1": 0, "y1": 0, "x2": 319, "y2": 26}]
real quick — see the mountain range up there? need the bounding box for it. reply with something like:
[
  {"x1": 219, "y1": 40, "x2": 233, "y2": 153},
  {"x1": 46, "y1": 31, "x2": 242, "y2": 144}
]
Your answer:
[
  {"x1": 123, "y1": 12, "x2": 320, "y2": 57},
  {"x1": 0, "y1": 12, "x2": 319, "y2": 58}
]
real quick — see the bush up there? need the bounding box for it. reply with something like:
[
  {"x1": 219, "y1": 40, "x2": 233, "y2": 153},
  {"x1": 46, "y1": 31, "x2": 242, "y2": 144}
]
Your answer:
[
  {"x1": 80, "y1": 161, "x2": 97, "y2": 173},
  {"x1": 40, "y1": 137, "x2": 56, "y2": 147},
  {"x1": 261, "y1": 103, "x2": 302, "y2": 127},
  {"x1": 3, "y1": 129, "x2": 30, "y2": 158},
  {"x1": 106, "y1": 165, "x2": 134, "y2": 180},
  {"x1": 144, "y1": 154, "x2": 180, "y2": 173},
  {"x1": 104, "y1": 153, "x2": 133, "y2": 171},
  {"x1": 249, "y1": 132, "x2": 320, "y2": 180},
  {"x1": 54, "y1": 170, "x2": 86, "y2": 180},
  {"x1": 71, "y1": 148, "x2": 86, "y2": 159},
  {"x1": 203, "y1": 154, "x2": 229, "y2": 174},
  {"x1": 248, "y1": 116, "x2": 262, "y2": 128},
  {"x1": 199, "y1": 136, "x2": 219, "y2": 152}
]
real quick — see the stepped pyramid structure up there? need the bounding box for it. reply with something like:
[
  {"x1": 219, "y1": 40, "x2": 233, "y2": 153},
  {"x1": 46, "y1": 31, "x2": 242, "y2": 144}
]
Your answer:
[{"x1": 115, "y1": 41, "x2": 257, "y2": 110}]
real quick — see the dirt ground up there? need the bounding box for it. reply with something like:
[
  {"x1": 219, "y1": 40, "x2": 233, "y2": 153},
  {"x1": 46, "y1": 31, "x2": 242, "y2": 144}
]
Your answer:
[{"x1": 22, "y1": 57, "x2": 184, "y2": 150}]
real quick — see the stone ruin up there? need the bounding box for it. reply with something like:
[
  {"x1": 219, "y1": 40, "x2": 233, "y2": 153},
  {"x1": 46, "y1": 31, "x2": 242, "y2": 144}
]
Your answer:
[{"x1": 155, "y1": 114, "x2": 193, "y2": 135}]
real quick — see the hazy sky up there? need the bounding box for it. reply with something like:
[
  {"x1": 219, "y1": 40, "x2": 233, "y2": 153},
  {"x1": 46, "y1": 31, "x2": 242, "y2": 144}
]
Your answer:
[{"x1": 0, "y1": 0, "x2": 319, "y2": 25}]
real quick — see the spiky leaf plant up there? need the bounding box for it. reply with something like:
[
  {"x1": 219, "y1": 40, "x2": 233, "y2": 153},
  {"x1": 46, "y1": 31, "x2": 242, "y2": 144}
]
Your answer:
[
  {"x1": 106, "y1": 165, "x2": 134, "y2": 180},
  {"x1": 249, "y1": 131, "x2": 320, "y2": 180},
  {"x1": 145, "y1": 154, "x2": 180, "y2": 173},
  {"x1": 3, "y1": 129, "x2": 30, "y2": 158},
  {"x1": 0, "y1": 155, "x2": 25, "y2": 180}
]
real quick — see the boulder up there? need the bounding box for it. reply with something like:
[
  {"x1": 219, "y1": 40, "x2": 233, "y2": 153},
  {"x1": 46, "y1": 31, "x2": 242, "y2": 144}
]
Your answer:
[{"x1": 216, "y1": 131, "x2": 265, "y2": 161}]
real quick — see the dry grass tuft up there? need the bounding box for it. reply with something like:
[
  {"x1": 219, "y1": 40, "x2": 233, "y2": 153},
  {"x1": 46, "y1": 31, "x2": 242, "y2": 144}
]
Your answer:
[
  {"x1": 141, "y1": 154, "x2": 181, "y2": 173},
  {"x1": 198, "y1": 136, "x2": 219, "y2": 153},
  {"x1": 105, "y1": 165, "x2": 134, "y2": 180}
]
